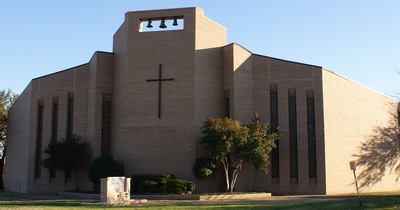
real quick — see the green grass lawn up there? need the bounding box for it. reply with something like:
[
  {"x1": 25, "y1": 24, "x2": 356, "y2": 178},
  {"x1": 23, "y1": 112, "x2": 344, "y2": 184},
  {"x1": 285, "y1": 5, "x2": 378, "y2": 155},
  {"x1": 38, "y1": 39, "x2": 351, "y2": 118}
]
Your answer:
[{"x1": 0, "y1": 191, "x2": 399, "y2": 209}]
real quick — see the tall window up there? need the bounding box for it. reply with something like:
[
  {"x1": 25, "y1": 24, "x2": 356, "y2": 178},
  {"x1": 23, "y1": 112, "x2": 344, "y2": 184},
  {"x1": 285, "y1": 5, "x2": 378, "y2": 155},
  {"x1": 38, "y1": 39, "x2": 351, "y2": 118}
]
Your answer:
[
  {"x1": 288, "y1": 89, "x2": 298, "y2": 183},
  {"x1": 34, "y1": 100, "x2": 44, "y2": 179},
  {"x1": 49, "y1": 97, "x2": 59, "y2": 179},
  {"x1": 226, "y1": 98, "x2": 230, "y2": 118},
  {"x1": 101, "y1": 94, "x2": 112, "y2": 155},
  {"x1": 66, "y1": 93, "x2": 74, "y2": 137},
  {"x1": 65, "y1": 93, "x2": 74, "y2": 180},
  {"x1": 51, "y1": 98, "x2": 59, "y2": 143},
  {"x1": 270, "y1": 84, "x2": 279, "y2": 181},
  {"x1": 307, "y1": 90, "x2": 317, "y2": 182}
]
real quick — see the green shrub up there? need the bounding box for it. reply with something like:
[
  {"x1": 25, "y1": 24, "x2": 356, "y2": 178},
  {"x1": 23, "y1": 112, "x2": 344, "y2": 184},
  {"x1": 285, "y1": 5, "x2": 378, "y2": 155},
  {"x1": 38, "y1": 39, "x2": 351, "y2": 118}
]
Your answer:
[
  {"x1": 87, "y1": 155, "x2": 123, "y2": 184},
  {"x1": 186, "y1": 181, "x2": 196, "y2": 194},
  {"x1": 131, "y1": 174, "x2": 176, "y2": 193},
  {"x1": 158, "y1": 174, "x2": 176, "y2": 187},
  {"x1": 166, "y1": 179, "x2": 195, "y2": 194},
  {"x1": 139, "y1": 180, "x2": 159, "y2": 193}
]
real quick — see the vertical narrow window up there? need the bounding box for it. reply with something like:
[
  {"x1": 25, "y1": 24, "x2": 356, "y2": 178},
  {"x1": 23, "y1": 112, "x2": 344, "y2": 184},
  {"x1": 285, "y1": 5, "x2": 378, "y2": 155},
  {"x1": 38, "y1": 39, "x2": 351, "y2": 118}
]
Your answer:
[
  {"x1": 49, "y1": 97, "x2": 59, "y2": 179},
  {"x1": 226, "y1": 98, "x2": 230, "y2": 118},
  {"x1": 307, "y1": 90, "x2": 317, "y2": 183},
  {"x1": 270, "y1": 84, "x2": 279, "y2": 181},
  {"x1": 101, "y1": 94, "x2": 112, "y2": 156},
  {"x1": 34, "y1": 100, "x2": 44, "y2": 179},
  {"x1": 51, "y1": 97, "x2": 59, "y2": 143},
  {"x1": 288, "y1": 88, "x2": 298, "y2": 183},
  {"x1": 66, "y1": 93, "x2": 74, "y2": 137},
  {"x1": 65, "y1": 93, "x2": 74, "y2": 180}
]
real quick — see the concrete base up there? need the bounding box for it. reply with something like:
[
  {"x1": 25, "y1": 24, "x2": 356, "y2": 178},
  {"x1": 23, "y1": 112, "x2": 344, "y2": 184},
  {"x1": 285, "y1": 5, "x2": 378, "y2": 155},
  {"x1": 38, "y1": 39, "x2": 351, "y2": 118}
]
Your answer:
[
  {"x1": 199, "y1": 193, "x2": 272, "y2": 200},
  {"x1": 131, "y1": 193, "x2": 272, "y2": 201}
]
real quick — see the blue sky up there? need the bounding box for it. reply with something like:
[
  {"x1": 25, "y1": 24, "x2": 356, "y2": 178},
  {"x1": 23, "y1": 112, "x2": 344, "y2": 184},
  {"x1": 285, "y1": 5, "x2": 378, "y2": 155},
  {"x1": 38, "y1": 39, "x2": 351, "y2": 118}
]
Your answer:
[{"x1": 1, "y1": 1, "x2": 399, "y2": 97}]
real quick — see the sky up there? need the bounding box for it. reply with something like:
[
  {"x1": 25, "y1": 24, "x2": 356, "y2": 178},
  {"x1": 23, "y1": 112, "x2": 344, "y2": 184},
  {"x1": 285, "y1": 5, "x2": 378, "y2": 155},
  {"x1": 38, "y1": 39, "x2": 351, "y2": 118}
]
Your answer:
[{"x1": 1, "y1": 1, "x2": 399, "y2": 97}]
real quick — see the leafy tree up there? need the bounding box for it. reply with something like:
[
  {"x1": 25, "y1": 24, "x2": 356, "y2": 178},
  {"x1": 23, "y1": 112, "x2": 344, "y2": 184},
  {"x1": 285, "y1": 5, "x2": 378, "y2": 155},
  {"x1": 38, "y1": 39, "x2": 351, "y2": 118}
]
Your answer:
[
  {"x1": 196, "y1": 116, "x2": 278, "y2": 192},
  {"x1": 0, "y1": 89, "x2": 19, "y2": 145},
  {"x1": 246, "y1": 114, "x2": 278, "y2": 190},
  {"x1": 0, "y1": 89, "x2": 18, "y2": 189},
  {"x1": 193, "y1": 156, "x2": 219, "y2": 189},
  {"x1": 193, "y1": 156, "x2": 217, "y2": 178},
  {"x1": 42, "y1": 134, "x2": 89, "y2": 191}
]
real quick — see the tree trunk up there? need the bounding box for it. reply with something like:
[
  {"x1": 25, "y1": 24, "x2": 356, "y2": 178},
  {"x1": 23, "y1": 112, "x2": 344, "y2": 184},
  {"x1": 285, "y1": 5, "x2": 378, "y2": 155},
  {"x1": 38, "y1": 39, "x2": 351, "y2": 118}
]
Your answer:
[{"x1": 222, "y1": 160, "x2": 230, "y2": 192}]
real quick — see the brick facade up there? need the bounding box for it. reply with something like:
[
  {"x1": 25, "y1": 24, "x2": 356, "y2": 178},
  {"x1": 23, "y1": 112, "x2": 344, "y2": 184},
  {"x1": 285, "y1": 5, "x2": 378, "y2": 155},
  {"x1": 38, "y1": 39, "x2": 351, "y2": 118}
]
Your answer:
[{"x1": 4, "y1": 7, "x2": 399, "y2": 195}]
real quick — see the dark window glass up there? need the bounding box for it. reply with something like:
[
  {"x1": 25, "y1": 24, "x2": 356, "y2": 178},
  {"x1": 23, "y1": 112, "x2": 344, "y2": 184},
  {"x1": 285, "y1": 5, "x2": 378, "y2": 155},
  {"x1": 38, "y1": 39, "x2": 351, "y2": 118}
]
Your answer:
[
  {"x1": 270, "y1": 85, "x2": 279, "y2": 180},
  {"x1": 49, "y1": 100, "x2": 58, "y2": 179},
  {"x1": 307, "y1": 91, "x2": 317, "y2": 180},
  {"x1": 101, "y1": 100, "x2": 112, "y2": 155},
  {"x1": 34, "y1": 101, "x2": 44, "y2": 179},
  {"x1": 226, "y1": 98, "x2": 230, "y2": 118},
  {"x1": 288, "y1": 89, "x2": 298, "y2": 181},
  {"x1": 66, "y1": 94, "x2": 74, "y2": 137}
]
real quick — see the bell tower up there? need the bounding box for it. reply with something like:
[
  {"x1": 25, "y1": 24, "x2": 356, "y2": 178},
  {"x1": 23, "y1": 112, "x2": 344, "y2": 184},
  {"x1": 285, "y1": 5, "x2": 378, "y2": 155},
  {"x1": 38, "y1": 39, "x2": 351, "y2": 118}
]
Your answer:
[{"x1": 111, "y1": 7, "x2": 227, "y2": 179}]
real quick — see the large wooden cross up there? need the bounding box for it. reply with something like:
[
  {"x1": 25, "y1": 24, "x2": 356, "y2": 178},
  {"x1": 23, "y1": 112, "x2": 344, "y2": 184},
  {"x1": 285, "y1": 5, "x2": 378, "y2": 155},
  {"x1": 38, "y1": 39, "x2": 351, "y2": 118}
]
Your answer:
[{"x1": 146, "y1": 64, "x2": 175, "y2": 119}]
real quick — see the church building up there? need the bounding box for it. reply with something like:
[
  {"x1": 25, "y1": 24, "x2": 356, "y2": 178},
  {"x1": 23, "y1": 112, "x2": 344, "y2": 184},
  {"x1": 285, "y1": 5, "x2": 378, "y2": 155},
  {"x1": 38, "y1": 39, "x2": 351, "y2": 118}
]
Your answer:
[{"x1": 4, "y1": 7, "x2": 399, "y2": 195}]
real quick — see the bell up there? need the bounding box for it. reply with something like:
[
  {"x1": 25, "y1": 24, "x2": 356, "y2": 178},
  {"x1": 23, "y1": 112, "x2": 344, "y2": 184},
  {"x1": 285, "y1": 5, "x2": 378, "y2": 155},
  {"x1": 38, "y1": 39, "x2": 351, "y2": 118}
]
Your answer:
[
  {"x1": 146, "y1": 19, "x2": 153, "y2": 28},
  {"x1": 172, "y1": 17, "x2": 178, "y2": 26},
  {"x1": 159, "y1": 18, "x2": 167, "y2": 29}
]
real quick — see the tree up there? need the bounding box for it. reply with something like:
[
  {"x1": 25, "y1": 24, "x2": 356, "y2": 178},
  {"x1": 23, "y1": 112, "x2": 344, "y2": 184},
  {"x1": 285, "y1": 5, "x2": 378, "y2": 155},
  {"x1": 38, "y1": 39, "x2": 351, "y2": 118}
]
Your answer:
[
  {"x1": 196, "y1": 116, "x2": 278, "y2": 192},
  {"x1": 0, "y1": 89, "x2": 19, "y2": 145},
  {"x1": 42, "y1": 134, "x2": 89, "y2": 191},
  {"x1": 0, "y1": 89, "x2": 18, "y2": 189},
  {"x1": 246, "y1": 114, "x2": 278, "y2": 191}
]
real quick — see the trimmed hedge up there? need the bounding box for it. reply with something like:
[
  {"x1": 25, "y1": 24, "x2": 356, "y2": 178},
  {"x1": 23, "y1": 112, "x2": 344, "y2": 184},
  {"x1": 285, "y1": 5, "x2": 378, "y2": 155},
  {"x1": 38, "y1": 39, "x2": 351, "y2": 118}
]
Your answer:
[
  {"x1": 131, "y1": 174, "x2": 195, "y2": 194},
  {"x1": 139, "y1": 180, "x2": 159, "y2": 193},
  {"x1": 186, "y1": 181, "x2": 196, "y2": 193},
  {"x1": 131, "y1": 174, "x2": 176, "y2": 193},
  {"x1": 166, "y1": 179, "x2": 196, "y2": 194}
]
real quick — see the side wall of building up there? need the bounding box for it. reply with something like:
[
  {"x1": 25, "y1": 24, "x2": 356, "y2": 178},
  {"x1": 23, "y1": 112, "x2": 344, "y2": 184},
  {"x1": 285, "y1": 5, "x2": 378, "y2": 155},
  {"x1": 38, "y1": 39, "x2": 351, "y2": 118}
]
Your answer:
[
  {"x1": 222, "y1": 45, "x2": 326, "y2": 194},
  {"x1": 249, "y1": 55, "x2": 326, "y2": 195},
  {"x1": 322, "y1": 69, "x2": 399, "y2": 194},
  {"x1": 4, "y1": 84, "x2": 33, "y2": 193},
  {"x1": 5, "y1": 52, "x2": 115, "y2": 194},
  {"x1": 24, "y1": 64, "x2": 90, "y2": 193}
]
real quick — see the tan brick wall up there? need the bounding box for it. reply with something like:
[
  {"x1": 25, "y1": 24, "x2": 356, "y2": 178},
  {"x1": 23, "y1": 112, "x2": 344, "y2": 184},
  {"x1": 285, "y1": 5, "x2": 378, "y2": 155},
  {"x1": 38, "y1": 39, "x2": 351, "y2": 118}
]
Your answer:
[
  {"x1": 111, "y1": 8, "x2": 198, "y2": 180},
  {"x1": 4, "y1": 83, "x2": 33, "y2": 193},
  {"x1": 242, "y1": 55, "x2": 326, "y2": 195},
  {"x1": 322, "y1": 69, "x2": 399, "y2": 194},
  {"x1": 5, "y1": 7, "x2": 398, "y2": 195}
]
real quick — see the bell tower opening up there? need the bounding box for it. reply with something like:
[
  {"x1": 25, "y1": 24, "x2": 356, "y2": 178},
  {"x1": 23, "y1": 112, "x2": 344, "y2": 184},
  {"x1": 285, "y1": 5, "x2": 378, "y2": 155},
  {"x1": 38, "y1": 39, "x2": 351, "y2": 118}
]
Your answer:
[{"x1": 139, "y1": 16, "x2": 184, "y2": 32}]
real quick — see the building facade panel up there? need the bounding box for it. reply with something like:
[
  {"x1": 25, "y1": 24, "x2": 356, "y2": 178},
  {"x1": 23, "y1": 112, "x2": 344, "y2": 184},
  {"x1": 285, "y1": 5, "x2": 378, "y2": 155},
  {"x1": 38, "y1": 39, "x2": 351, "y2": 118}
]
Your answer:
[
  {"x1": 322, "y1": 70, "x2": 398, "y2": 194},
  {"x1": 4, "y1": 7, "x2": 398, "y2": 195}
]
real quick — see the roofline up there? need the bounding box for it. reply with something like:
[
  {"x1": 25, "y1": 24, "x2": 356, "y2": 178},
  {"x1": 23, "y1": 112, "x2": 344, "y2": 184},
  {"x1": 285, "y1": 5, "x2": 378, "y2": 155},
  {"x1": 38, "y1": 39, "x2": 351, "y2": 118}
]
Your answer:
[
  {"x1": 323, "y1": 68, "x2": 396, "y2": 100},
  {"x1": 225, "y1": 42, "x2": 322, "y2": 69},
  {"x1": 253, "y1": 53, "x2": 322, "y2": 69},
  {"x1": 126, "y1": 7, "x2": 198, "y2": 14},
  {"x1": 32, "y1": 63, "x2": 88, "y2": 81},
  {"x1": 32, "y1": 51, "x2": 113, "y2": 81}
]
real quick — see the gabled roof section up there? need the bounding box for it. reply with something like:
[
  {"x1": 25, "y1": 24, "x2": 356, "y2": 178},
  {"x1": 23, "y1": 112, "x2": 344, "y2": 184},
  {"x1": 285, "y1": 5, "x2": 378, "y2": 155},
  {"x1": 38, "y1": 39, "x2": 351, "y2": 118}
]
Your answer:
[
  {"x1": 32, "y1": 51, "x2": 113, "y2": 81},
  {"x1": 253, "y1": 53, "x2": 322, "y2": 69},
  {"x1": 224, "y1": 42, "x2": 322, "y2": 69},
  {"x1": 323, "y1": 68, "x2": 394, "y2": 99}
]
